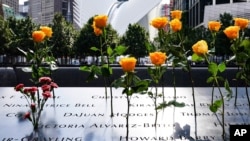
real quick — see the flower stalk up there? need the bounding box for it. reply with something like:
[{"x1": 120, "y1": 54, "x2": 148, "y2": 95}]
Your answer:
[
  {"x1": 112, "y1": 57, "x2": 150, "y2": 141},
  {"x1": 192, "y1": 38, "x2": 232, "y2": 140},
  {"x1": 80, "y1": 15, "x2": 127, "y2": 117},
  {"x1": 147, "y1": 52, "x2": 167, "y2": 126}
]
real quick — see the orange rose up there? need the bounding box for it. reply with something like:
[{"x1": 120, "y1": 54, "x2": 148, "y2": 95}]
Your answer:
[
  {"x1": 192, "y1": 40, "x2": 208, "y2": 56},
  {"x1": 208, "y1": 21, "x2": 221, "y2": 32},
  {"x1": 170, "y1": 19, "x2": 182, "y2": 32},
  {"x1": 119, "y1": 57, "x2": 137, "y2": 72},
  {"x1": 93, "y1": 26, "x2": 103, "y2": 36},
  {"x1": 150, "y1": 17, "x2": 168, "y2": 29},
  {"x1": 32, "y1": 31, "x2": 46, "y2": 43},
  {"x1": 234, "y1": 18, "x2": 249, "y2": 30},
  {"x1": 149, "y1": 52, "x2": 167, "y2": 66},
  {"x1": 171, "y1": 10, "x2": 182, "y2": 20},
  {"x1": 40, "y1": 26, "x2": 53, "y2": 38},
  {"x1": 223, "y1": 26, "x2": 240, "y2": 40},
  {"x1": 93, "y1": 15, "x2": 108, "y2": 29}
]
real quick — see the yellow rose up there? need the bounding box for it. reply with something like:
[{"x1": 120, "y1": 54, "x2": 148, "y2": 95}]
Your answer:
[
  {"x1": 234, "y1": 18, "x2": 249, "y2": 30},
  {"x1": 40, "y1": 26, "x2": 53, "y2": 38},
  {"x1": 170, "y1": 19, "x2": 182, "y2": 32},
  {"x1": 119, "y1": 57, "x2": 137, "y2": 72},
  {"x1": 93, "y1": 15, "x2": 108, "y2": 29},
  {"x1": 192, "y1": 40, "x2": 208, "y2": 56},
  {"x1": 150, "y1": 17, "x2": 168, "y2": 29},
  {"x1": 223, "y1": 26, "x2": 240, "y2": 40},
  {"x1": 171, "y1": 10, "x2": 182, "y2": 20},
  {"x1": 149, "y1": 52, "x2": 167, "y2": 66},
  {"x1": 32, "y1": 31, "x2": 46, "y2": 43},
  {"x1": 208, "y1": 21, "x2": 221, "y2": 32}
]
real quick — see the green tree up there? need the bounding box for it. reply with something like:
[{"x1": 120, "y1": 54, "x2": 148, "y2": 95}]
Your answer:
[
  {"x1": 120, "y1": 23, "x2": 149, "y2": 62},
  {"x1": 74, "y1": 17, "x2": 119, "y2": 64},
  {"x1": 0, "y1": 16, "x2": 13, "y2": 54},
  {"x1": 50, "y1": 13, "x2": 77, "y2": 58},
  {"x1": 7, "y1": 17, "x2": 36, "y2": 56},
  {"x1": 74, "y1": 17, "x2": 101, "y2": 60},
  {"x1": 215, "y1": 13, "x2": 233, "y2": 57},
  {"x1": 220, "y1": 12, "x2": 233, "y2": 30}
]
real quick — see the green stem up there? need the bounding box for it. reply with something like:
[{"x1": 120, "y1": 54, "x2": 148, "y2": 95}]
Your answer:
[
  {"x1": 99, "y1": 33, "x2": 108, "y2": 100},
  {"x1": 205, "y1": 54, "x2": 225, "y2": 140},
  {"x1": 125, "y1": 73, "x2": 133, "y2": 141},
  {"x1": 109, "y1": 77, "x2": 114, "y2": 117},
  {"x1": 245, "y1": 81, "x2": 250, "y2": 108},
  {"x1": 172, "y1": 66, "x2": 176, "y2": 132},
  {"x1": 35, "y1": 99, "x2": 45, "y2": 129},
  {"x1": 211, "y1": 82, "x2": 215, "y2": 105},
  {"x1": 103, "y1": 77, "x2": 108, "y2": 99},
  {"x1": 234, "y1": 66, "x2": 239, "y2": 106},
  {"x1": 214, "y1": 78, "x2": 225, "y2": 140},
  {"x1": 154, "y1": 86, "x2": 158, "y2": 127},
  {"x1": 126, "y1": 95, "x2": 130, "y2": 141},
  {"x1": 187, "y1": 66, "x2": 197, "y2": 139},
  {"x1": 172, "y1": 66, "x2": 176, "y2": 99}
]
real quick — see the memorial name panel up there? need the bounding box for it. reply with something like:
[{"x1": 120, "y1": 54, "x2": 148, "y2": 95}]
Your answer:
[{"x1": 0, "y1": 87, "x2": 249, "y2": 141}]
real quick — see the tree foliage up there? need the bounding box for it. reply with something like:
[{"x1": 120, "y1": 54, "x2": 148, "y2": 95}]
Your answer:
[
  {"x1": 120, "y1": 23, "x2": 149, "y2": 59},
  {"x1": 7, "y1": 17, "x2": 36, "y2": 55},
  {"x1": 0, "y1": 16, "x2": 13, "y2": 54},
  {"x1": 74, "y1": 17, "x2": 119, "y2": 58},
  {"x1": 50, "y1": 13, "x2": 77, "y2": 58},
  {"x1": 215, "y1": 12, "x2": 233, "y2": 56}
]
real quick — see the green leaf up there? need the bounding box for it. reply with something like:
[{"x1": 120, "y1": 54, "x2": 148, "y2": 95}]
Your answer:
[
  {"x1": 90, "y1": 47, "x2": 99, "y2": 52},
  {"x1": 107, "y1": 46, "x2": 113, "y2": 56},
  {"x1": 209, "y1": 99, "x2": 223, "y2": 113},
  {"x1": 114, "y1": 45, "x2": 127, "y2": 55},
  {"x1": 224, "y1": 80, "x2": 232, "y2": 99},
  {"x1": 109, "y1": 56, "x2": 115, "y2": 64},
  {"x1": 79, "y1": 66, "x2": 91, "y2": 72},
  {"x1": 86, "y1": 71, "x2": 98, "y2": 82},
  {"x1": 241, "y1": 39, "x2": 250, "y2": 53},
  {"x1": 208, "y1": 62, "x2": 218, "y2": 76},
  {"x1": 124, "y1": 88, "x2": 133, "y2": 96},
  {"x1": 217, "y1": 76, "x2": 224, "y2": 82},
  {"x1": 156, "y1": 100, "x2": 185, "y2": 110},
  {"x1": 101, "y1": 64, "x2": 112, "y2": 77},
  {"x1": 192, "y1": 54, "x2": 203, "y2": 62},
  {"x1": 218, "y1": 62, "x2": 226, "y2": 72},
  {"x1": 111, "y1": 77, "x2": 125, "y2": 88},
  {"x1": 236, "y1": 52, "x2": 248, "y2": 64},
  {"x1": 168, "y1": 100, "x2": 185, "y2": 107},
  {"x1": 206, "y1": 76, "x2": 214, "y2": 83},
  {"x1": 147, "y1": 91, "x2": 153, "y2": 98},
  {"x1": 224, "y1": 79, "x2": 231, "y2": 92},
  {"x1": 145, "y1": 42, "x2": 153, "y2": 52},
  {"x1": 132, "y1": 79, "x2": 150, "y2": 94}
]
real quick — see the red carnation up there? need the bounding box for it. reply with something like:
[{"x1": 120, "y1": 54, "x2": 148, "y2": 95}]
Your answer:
[
  {"x1": 41, "y1": 84, "x2": 51, "y2": 92},
  {"x1": 24, "y1": 112, "x2": 30, "y2": 119},
  {"x1": 42, "y1": 91, "x2": 51, "y2": 99},
  {"x1": 50, "y1": 82, "x2": 58, "y2": 88},
  {"x1": 23, "y1": 88, "x2": 29, "y2": 94},
  {"x1": 39, "y1": 77, "x2": 52, "y2": 84},
  {"x1": 29, "y1": 87, "x2": 38, "y2": 95},
  {"x1": 15, "y1": 83, "x2": 24, "y2": 91},
  {"x1": 29, "y1": 87, "x2": 38, "y2": 92}
]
